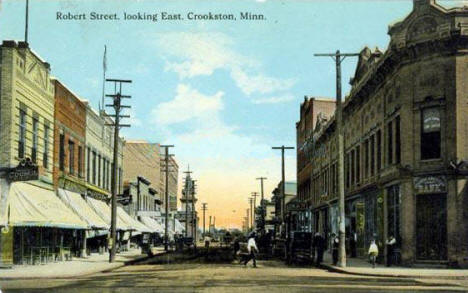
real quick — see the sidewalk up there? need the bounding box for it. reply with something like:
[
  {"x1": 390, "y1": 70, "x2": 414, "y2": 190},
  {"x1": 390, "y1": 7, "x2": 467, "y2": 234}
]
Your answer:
[
  {"x1": 320, "y1": 252, "x2": 468, "y2": 280},
  {"x1": 0, "y1": 247, "x2": 166, "y2": 280}
]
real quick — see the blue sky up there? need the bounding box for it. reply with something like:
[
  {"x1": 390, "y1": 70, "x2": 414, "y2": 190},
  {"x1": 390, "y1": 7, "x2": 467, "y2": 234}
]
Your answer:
[{"x1": 1, "y1": 0, "x2": 460, "y2": 227}]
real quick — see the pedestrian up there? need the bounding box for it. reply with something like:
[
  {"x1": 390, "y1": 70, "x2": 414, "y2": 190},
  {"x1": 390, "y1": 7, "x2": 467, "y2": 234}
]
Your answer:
[
  {"x1": 313, "y1": 232, "x2": 325, "y2": 267},
  {"x1": 386, "y1": 235, "x2": 396, "y2": 267},
  {"x1": 350, "y1": 231, "x2": 357, "y2": 258},
  {"x1": 204, "y1": 234, "x2": 211, "y2": 249},
  {"x1": 368, "y1": 239, "x2": 379, "y2": 268},
  {"x1": 244, "y1": 232, "x2": 258, "y2": 268},
  {"x1": 233, "y1": 236, "x2": 240, "y2": 260},
  {"x1": 332, "y1": 233, "x2": 339, "y2": 266}
]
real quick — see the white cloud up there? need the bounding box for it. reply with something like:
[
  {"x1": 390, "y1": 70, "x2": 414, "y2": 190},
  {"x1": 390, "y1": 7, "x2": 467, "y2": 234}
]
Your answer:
[
  {"x1": 152, "y1": 84, "x2": 224, "y2": 125},
  {"x1": 252, "y1": 94, "x2": 295, "y2": 104},
  {"x1": 155, "y1": 32, "x2": 295, "y2": 96},
  {"x1": 231, "y1": 68, "x2": 296, "y2": 95}
]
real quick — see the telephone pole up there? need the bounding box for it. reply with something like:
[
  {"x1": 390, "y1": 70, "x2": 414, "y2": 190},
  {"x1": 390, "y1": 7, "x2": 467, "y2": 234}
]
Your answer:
[
  {"x1": 182, "y1": 168, "x2": 192, "y2": 238},
  {"x1": 251, "y1": 192, "x2": 259, "y2": 229},
  {"x1": 24, "y1": 0, "x2": 29, "y2": 43},
  {"x1": 191, "y1": 179, "x2": 197, "y2": 241},
  {"x1": 246, "y1": 209, "x2": 250, "y2": 231},
  {"x1": 201, "y1": 203, "x2": 207, "y2": 237},
  {"x1": 160, "y1": 145, "x2": 174, "y2": 252},
  {"x1": 272, "y1": 145, "x2": 294, "y2": 236},
  {"x1": 256, "y1": 177, "x2": 267, "y2": 232},
  {"x1": 249, "y1": 197, "x2": 254, "y2": 231},
  {"x1": 314, "y1": 50, "x2": 359, "y2": 268},
  {"x1": 105, "y1": 78, "x2": 132, "y2": 263}
]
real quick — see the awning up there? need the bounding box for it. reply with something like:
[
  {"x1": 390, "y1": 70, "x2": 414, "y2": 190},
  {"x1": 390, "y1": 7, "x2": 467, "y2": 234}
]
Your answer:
[
  {"x1": 3, "y1": 182, "x2": 88, "y2": 229},
  {"x1": 175, "y1": 219, "x2": 185, "y2": 234},
  {"x1": 57, "y1": 189, "x2": 109, "y2": 230},
  {"x1": 117, "y1": 207, "x2": 152, "y2": 233},
  {"x1": 87, "y1": 197, "x2": 130, "y2": 231},
  {"x1": 140, "y1": 216, "x2": 164, "y2": 233}
]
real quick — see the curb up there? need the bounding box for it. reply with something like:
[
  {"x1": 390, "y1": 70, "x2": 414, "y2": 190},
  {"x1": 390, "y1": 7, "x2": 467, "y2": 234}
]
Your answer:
[
  {"x1": 0, "y1": 252, "x2": 166, "y2": 280},
  {"x1": 322, "y1": 263, "x2": 468, "y2": 280}
]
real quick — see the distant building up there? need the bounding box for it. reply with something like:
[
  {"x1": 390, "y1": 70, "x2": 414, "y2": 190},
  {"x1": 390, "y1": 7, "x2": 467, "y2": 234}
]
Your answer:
[{"x1": 272, "y1": 181, "x2": 297, "y2": 237}]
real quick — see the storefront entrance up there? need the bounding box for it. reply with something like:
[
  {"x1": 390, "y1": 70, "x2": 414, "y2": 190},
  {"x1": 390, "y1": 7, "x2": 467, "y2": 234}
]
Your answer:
[{"x1": 416, "y1": 193, "x2": 447, "y2": 261}]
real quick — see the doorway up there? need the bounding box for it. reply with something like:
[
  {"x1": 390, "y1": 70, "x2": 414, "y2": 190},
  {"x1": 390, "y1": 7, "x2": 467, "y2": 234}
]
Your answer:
[{"x1": 416, "y1": 193, "x2": 447, "y2": 261}]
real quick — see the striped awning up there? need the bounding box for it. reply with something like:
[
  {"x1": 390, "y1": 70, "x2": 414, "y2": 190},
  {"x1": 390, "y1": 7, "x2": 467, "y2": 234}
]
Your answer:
[
  {"x1": 57, "y1": 189, "x2": 109, "y2": 230},
  {"x1": 2, "y1": 182, "x2": 88, "y2": 229}
]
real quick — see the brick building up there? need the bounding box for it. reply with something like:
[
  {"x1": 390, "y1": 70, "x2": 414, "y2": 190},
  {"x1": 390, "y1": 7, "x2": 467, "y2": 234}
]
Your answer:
[
  {"x1": 53, "y1": 80, "x2": 86, "y2": 192},
  {"x1": 297, "y1": 0, "x2": 468, "y2": 267}
]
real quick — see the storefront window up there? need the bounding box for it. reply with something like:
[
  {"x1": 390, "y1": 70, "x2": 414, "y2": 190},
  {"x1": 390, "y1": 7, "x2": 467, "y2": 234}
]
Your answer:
[{"x1": 387, "y1": 185, "x2": 401, "y2": 247}]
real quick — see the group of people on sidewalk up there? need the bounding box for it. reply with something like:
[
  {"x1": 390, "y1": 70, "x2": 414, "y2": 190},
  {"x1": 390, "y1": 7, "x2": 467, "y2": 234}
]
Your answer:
[
  {"x1": 231, "y1": 231, "x2": 397, "y2": 269},
  {"x1": 331, "y1": 234, "x2": 397, "y2": 268},
  {"x1": 367, "y1": 235, "x2": 397, "y2": 268}
]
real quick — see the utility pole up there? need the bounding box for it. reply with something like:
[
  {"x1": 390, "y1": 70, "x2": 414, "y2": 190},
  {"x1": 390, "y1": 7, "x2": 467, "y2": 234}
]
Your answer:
[
  {"x1": 249, "y1": 197, "x2": 254, "y2": 231},
  {"x1": 161, "y1": 145, "x2": 174, "y2": 252},
  {"x1": 251, "y1": 192, "x2": 259, "y2": 229},
  {"x1": 209, "y1": 215, "x2": 212, "y2": 234},
  {"x1": 105, "y1": 78, "x2": 132, "y2": 263},
  {"x1": 191, "y1": 179, "x2": 197, "y2": 241},
  {"x1": 256, "y1": 177, "x2": 267, "y2": 232},
  {"x1": 24, "y1": 0, "x2": 29, "y2": 43},
  {"x1": 272, "y1": 146, "x2": 294, "y2": 237},
  {"x1": 201, "y1": 203, "x2": 207, "y2": 238},
  {"x1": 314, "y1": 50, "x2": 359, "y2": 268},
  {"x1": 246, "y1": 209, "x2": 250, "y2": 231},
  {"x1": 182, "y1": 168, "x2": 192, "y2": 238}
]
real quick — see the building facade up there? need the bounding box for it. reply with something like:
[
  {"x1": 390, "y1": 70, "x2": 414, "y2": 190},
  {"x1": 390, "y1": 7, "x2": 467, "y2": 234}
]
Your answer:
[
  {"x1": 296, "y1": 0, "x2": 468, "y2": 267},
  {"x1": 0, "y1": 41, "x2": 55, "y2": 182},
  {"x1": 53, "y1": 80, "x2": 86, "y2": 192},
  {"x1": 84, "y1": 106, "x2": 124, "y2": 200}
]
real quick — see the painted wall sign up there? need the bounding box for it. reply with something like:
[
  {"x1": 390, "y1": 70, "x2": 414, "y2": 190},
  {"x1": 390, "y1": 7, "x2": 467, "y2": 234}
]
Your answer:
[
  {"x1": 7, "y1": 159, "x2": 39, "y2": 182},
  {"x1": 413, "y1": 176, "x2": 446, "y2": 193}
]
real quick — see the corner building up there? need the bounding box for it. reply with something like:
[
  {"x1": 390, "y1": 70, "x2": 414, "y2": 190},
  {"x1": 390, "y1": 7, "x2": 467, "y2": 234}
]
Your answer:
[{"x1": 297, "y1": 0, "x2": 468, "y2": 267}]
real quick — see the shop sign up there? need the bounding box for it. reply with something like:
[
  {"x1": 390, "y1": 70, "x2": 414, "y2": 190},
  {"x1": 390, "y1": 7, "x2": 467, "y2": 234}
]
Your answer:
[
  {"x1": 287, "y1": 201, "x2": 307, "y2": 212},
  {"x1": 414, "y1": 176, "x2": 446, "y2": 193},
  {"x1": 7, "y1": 159, "x2": 38, "y2": 182}
]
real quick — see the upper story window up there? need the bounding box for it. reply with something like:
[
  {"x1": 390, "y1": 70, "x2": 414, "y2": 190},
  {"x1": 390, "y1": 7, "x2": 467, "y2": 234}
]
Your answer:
[
  {"x1": 59, "y1": 134, "x2": 65, "y2": 171},
  {"x1": 395, "y1": 116, "x2": 401, "y2": 164},
  {"x1": 68, "y1": 140, "x2": 75, "y2": 175},
  {"x1": 387, "y1": 121, "x2": 393, "y2": 165},
  {"x1": 43, "y1": 125, "x2": 49, "y2": 169},
  {"x1": 18, "y1": 109, "x2": 26, "y2": 159},
  {"x1": 92, "y1": 151, "x2": 97, "y2": 184},
  {"x1": 78, "y1": 146, "x2": 83, "y2": 178},
  {"x1": 31, "y1": 118, "x2": 38, "y2": 163},
  {"x1": 377, "y1": 130, "x2": 382, "y2": 171},
  {"x1": 86, "y1": 147, "x2": 91, "y2": 182},
  {"x1": 421, "y1": 107, "x2": 441, "y2": 160}
]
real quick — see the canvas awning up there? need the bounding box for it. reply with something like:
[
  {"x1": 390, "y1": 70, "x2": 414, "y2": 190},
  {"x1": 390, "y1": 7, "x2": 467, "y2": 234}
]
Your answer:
[
  {"x1": 57, "y1": 189, "x2": 109, "y2": 230},
  {"x1": 2, "y1": 182, "x2": 88, "y2": 229},
  {"x1": 117, "y1": 207, "x2": 151, "y2": 233},
  {"x1": 140, "y1": 216, "x2": 164, "y2": 233},
  {"x1": 87, "y1": 197, "x2": 131, "y2": 231},
  {"x1": 175, "y1": 219, "x2": 185, "y2": 234}
]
